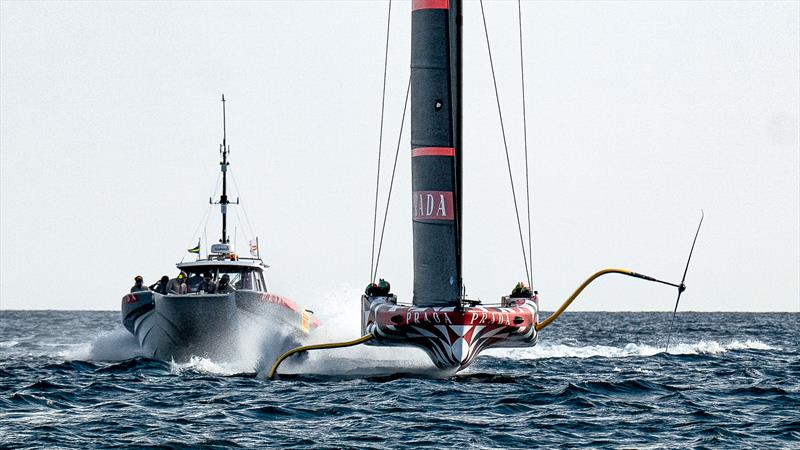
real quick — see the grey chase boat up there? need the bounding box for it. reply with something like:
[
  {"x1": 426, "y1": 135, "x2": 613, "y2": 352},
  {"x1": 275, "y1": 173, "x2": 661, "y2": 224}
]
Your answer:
[{"x1": 121, "y1": 96, "x2": 319, "y2": 362}]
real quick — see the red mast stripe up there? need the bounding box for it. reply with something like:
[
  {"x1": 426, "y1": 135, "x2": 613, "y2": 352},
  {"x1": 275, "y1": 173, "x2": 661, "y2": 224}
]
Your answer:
[
  {"x1": 412, "y1": 147, "x2": 455, "y2": 157},
  {"x1": 412, "y1": 0, "x2": 448, "y2": 11}
]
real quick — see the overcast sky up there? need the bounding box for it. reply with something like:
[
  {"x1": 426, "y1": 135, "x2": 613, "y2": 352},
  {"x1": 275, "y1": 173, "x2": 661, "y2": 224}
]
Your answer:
[{"x1": 1, "y1": 1, "x2": 798, "y2": 312}]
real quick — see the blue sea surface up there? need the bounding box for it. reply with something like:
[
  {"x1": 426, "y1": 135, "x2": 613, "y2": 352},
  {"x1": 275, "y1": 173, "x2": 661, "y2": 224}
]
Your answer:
[{"x1": 1, "y1": 310, "x2": 798, "y2": 448}]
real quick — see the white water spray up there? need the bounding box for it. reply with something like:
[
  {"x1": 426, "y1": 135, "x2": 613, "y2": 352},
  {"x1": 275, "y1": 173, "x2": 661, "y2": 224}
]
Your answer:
[
  {"x1": 63, "y1": 328, "x2": 143, "y2": 361},
  {"x1": 487, "y1": 338, "x2": 774, "y2": 361},
  {"x1": 260, "y1": 284, "x2": 446, "y2": 378}
]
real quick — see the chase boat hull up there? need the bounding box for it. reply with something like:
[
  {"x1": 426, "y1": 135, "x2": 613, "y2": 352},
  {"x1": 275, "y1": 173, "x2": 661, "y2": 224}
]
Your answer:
[{"x1": 122, "y1": 290, "x2": 316, "y2": 361}]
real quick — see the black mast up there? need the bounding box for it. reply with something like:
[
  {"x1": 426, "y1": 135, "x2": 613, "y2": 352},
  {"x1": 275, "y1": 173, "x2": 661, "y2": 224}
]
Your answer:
[
  {"x1": 450, "y1": 0, "x2": 463, "y2": 296},
  {"x1": 219, "y1": 94, "x2": 230, "y2": 244},
  {"x1": 410, "y1": 0, "x2": 462, "y2": 307}
]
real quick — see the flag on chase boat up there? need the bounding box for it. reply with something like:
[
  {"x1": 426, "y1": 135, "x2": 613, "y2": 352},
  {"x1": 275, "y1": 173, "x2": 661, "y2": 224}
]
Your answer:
[
  {"x1": 249, "y1": 238, "x2": 258, "y2": 257},
  {"x1": 188, "y1": 240, "x2": 200, "y2": 254}
]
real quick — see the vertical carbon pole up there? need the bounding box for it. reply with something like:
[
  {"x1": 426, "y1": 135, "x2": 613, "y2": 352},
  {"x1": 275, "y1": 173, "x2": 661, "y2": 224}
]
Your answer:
[
  {"x1": 220, "y1": 94, "x2": 230, "y2": 244},
  {"x1": 451, "y1": 0, "x2": 463, "y2": 296},
  {"x1": 411, "y1": 0, "x2": 461, "y2": 306}
]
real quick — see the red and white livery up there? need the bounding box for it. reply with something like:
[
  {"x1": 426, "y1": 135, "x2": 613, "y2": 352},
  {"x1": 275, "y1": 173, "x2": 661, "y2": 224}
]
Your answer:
[{"x1": 362, "y1": 295, "x2": 539, "y2": 371}]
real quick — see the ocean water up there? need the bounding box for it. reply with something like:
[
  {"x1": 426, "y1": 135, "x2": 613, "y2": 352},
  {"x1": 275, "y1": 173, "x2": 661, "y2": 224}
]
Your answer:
[{"x1": 1, "y1": 309, "x2": 798, "y2": 448}]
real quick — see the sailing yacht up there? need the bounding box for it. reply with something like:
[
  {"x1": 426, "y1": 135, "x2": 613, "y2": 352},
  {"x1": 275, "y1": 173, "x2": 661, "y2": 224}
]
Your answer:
[
  {"x1": 360, "y1": 0, "x2": 538, "y2": 372},
  {"x1": 267, "y1": 0, "x2": 702, "y2": 378}
]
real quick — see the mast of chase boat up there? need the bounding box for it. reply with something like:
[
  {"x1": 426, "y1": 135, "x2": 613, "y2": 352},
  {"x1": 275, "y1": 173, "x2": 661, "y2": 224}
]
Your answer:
[{"x1": 211, "y1": 94, "x2": 237, "y2": 254}]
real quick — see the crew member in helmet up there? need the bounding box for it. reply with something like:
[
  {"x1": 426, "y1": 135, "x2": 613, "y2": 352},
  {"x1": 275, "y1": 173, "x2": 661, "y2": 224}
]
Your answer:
[
  {"x1": 130, "y1": 275, "x2": 149, "y2": 293},
  {"x1": 217, "y1": 274, "x2": 235, "y2": 294},
  {"x1": 510, "y1": 282, "x2": 532, "y2": 298},
  {"x1": 365, "y1": 278, "x2": 391, "y2": 296},
  {"x1": 149, "y1": 275, "x2": 169, "y2": 295},
  {"x1": 167, "y1": 271, "x2": 188, "y2": 295}
]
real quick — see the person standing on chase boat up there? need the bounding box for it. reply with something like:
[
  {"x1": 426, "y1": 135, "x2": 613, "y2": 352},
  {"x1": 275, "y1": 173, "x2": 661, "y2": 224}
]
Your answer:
[
  {"x1": 167, "y1": 272, "x2": 188, "y2": 295},
  {"x1": 149, "y1": 275, "x2": 169, "y2": 295},
  {"x1": 217, "y1": 274, "x2": 235, "y2": 294},
  {"x1": 130, "y1": 275, "x2": 148, "y2": 293}
]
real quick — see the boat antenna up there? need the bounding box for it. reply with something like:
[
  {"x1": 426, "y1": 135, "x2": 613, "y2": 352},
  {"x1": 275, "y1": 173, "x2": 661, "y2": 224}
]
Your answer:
[
  {"x1": 218, "y1": 94, "x2": 230, "y2": 244},
  {"x1": 665, "y1": 210, "x2": 704, "y2": 352}
]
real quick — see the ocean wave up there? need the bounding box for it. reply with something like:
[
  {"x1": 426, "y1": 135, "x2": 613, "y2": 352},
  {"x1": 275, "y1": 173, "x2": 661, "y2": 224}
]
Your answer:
[{"x1": 1, "y1": 310, "x2": 797, "y2": 449}]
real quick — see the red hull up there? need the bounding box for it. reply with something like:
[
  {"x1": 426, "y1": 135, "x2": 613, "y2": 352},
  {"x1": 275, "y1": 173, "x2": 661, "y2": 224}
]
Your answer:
[{"x1": 361, "y1": 295, "x2": 539, "y2": 371}]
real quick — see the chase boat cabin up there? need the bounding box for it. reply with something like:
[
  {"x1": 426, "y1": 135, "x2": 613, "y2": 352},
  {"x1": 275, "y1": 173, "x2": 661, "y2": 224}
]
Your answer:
[{"x1": 179, "y1": 243, "x2": 268, "y2": 293}]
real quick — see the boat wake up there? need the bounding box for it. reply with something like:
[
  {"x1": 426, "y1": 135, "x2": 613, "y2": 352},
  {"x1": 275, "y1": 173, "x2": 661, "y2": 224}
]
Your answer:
[
  {"x1": 63, "y1": 328, "x2": 144, "y2": 361},
  {"x1": 488, "y1": 339, "x2": 774, "y2": 361},
  {"x1": 259, "y1": 285, "x2": 447, "y2": 379},
  {"x1": 168, "y1": 356, "x2": 252, "y2": 376}
]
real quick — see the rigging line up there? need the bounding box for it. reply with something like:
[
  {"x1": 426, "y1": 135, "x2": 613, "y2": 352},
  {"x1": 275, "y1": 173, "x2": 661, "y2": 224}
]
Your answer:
[
  {"x1": 370, "y1": 0, "x2": 394, "y2": 284},
  {"x1": 229, "y1": 167, "x2": 256, "y2": 240},
  {"x1": 373, "y1": 74, "x2": 411, "y2": 282},
  {"x1": 239, "y1": 204, "x2": 256, "y2": 244},
  {"x1": 228, "y1": 168, "x2": 257, "y2": 239},
  {"x1": 211, "y1": 171, "x2": 222, "y2": 200},
  {"x1": 228, "y1": 165, "x2": 242, "y2": 198},
  {"x1": 188, "y1": 204, "x2": 212, "y2": 249},
  {"x1": 238, "y1": 203, "x2": 256, "y2": 243},
  {"x1": 182, "y1": 170, "x2": 222, "y2": 260},
  {"x1": 480, "y1": 0, "x2": 531, "y2": 286},
  {"x1": 182, "y1": 204, "x2": 212, "y2": 262},
  {"x1": 518, "y1": 0, "x2": 534, "y2": 287},
  {"x1": 233, "y1": 205, "x2": 250, "y2": 245}
]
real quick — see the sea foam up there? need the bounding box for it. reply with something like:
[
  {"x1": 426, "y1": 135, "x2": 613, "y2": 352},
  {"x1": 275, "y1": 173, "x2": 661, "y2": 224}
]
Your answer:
[{"x1": 487, "y1": 338, "x2": 775, "y2": 361}]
